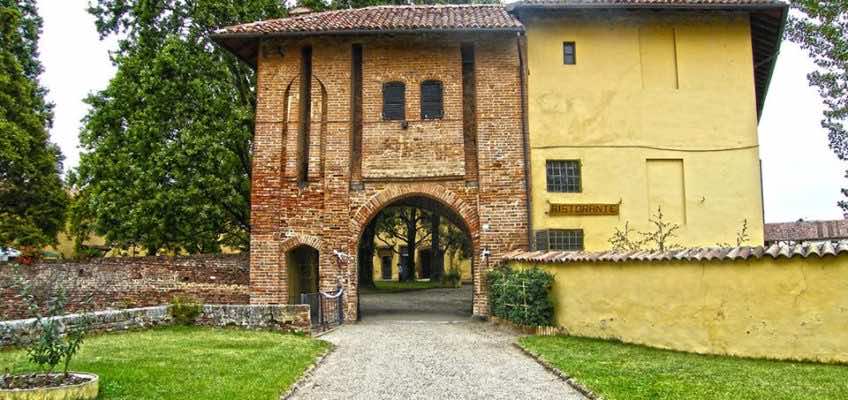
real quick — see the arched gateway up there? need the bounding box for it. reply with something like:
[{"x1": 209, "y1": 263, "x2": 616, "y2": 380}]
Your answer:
[
  {"x1": 349, "y1": 185, "x2": 483, "y2": 318},
  {"x1": 234, "y1": 18, "x2": 530, "y2": 321}
]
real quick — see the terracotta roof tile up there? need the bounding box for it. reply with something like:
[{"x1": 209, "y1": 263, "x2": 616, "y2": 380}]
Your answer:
[
  {"x1": 502, "y1": 241, "x2": 848, "y2": 264},
  {"x1": 216, "y1": 5, "x2": 523, "y2": 36}
]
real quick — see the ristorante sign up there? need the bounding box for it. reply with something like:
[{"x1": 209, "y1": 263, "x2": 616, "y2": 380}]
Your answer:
[{"x1": 549, "y1": 203, "x2": 620, "y2": 216}]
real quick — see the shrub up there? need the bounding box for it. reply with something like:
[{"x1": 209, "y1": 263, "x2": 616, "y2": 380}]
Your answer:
[
  {"x1": 441, "y1": 267, "x2": 462, "y2": 288},
  {"x1": 169, "y1": 295, "x2": 202, "y2": 325},
  {"x1": 488, "y1": 266, "x2": 554, "y2": 327}
]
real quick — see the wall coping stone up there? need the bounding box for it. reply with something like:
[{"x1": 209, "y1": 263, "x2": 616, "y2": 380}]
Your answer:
[{"x1": 504, "y1": 241, "x2": 848, "y2": 264}]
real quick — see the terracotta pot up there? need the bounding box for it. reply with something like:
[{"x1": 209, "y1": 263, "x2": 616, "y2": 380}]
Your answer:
[{"x1": 0, "y1": 373, "x2": 98, "y2": 400}]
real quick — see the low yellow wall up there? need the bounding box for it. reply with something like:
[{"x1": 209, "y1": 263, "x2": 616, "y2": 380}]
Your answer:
[{"x1": 511, "y1": 256, "x2": 848, "y2": 363}]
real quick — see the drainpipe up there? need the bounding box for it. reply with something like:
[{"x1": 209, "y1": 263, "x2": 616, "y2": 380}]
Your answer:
[{"x1": 517, "y1": 32, "x2": 534, "y2": 251}]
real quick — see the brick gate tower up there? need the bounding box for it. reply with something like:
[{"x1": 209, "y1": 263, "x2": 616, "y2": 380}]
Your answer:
[{"x1": 213, "y1": 5, "x2": 530, "y2": 319}]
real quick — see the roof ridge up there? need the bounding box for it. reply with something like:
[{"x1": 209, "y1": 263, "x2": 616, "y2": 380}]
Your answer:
[{"x1": 215, "y1": 4, "x2": 522, "y2": 36}]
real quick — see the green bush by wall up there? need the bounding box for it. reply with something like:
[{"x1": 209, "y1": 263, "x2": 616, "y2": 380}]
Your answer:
[{"x1": 488, "y1": 266, "x2": 554, "y2": 326}]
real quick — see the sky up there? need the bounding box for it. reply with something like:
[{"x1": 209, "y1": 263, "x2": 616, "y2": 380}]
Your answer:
[{"x1": 36, "y1": 0, "x2": 847, "y2": 224}]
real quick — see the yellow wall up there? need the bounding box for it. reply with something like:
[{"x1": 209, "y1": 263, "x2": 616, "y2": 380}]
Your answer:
[
  {"x1": 512, "y1": 257, "x2": 848, "y2": 363},
  {"x1": 525, "y1": 12, "x2": 764, "y2": 249}
]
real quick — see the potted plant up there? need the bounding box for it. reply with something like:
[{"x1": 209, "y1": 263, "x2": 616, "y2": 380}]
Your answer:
[{"x1": 1, "y1": 265, "x2": 98, "y2": 399}]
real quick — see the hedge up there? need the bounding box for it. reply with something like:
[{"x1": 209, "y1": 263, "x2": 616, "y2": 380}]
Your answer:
[{"x1": 487, "y1": 266, "x2": 554, "y2": 327}]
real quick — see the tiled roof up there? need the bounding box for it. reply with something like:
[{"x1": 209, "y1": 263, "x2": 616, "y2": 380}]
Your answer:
[
  {"x1": 765, "y1": 220, "x2": 848, "y2": 243},
  {"x1": 215, "y1": 5, "x2": 523, "y2": 36},
  {"x1": 502, "y1": 241, "x2": 848, "y2": 264},
  {"x1": 509, "y1": 0, "x2": 785, "y2": 7}
]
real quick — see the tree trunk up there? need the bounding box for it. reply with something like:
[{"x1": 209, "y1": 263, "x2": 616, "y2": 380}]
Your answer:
[
  {"x1": 429, "y1": 213, "x2": 444, "y2": 282},
  {"x1": 358, "y1": 220, "x2": 376, "y2": 289},
  {"x1": 401, "y1": 208, "x2": 417, "y2": 282}
]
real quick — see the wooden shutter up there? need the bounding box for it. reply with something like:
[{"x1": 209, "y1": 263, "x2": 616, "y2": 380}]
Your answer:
[
  {"x1": 420, "y1": 80, "x2": 443, "y2": 119},
  {"x1": 382, "y1": 82, "x2": 405, "y2": 120}
]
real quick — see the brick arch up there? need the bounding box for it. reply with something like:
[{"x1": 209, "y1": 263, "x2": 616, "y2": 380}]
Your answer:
[
  {"x1": 280, "y1": 234, "x2": 322, "y2": 254},
  {"x1": 350, "y1": 183, "x2": 480, "y2": 245}
]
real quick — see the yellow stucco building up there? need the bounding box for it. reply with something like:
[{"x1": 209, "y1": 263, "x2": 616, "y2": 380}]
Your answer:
[
  {"x1": 510, "y1": 1, "x2": 785, "y2": 251},
  {"x1": 370, "y1": 234, "x2": 472, "y2": 283}
]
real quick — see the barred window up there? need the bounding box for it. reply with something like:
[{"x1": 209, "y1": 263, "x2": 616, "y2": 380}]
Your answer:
[
  {"x1": 563, "y1": 42, "x2": 576, "y2": 65},
  {"x1": 382, "y1": 82, "x2": 405, "y2": 120},
  {"x1": 420, "y1": 80, "x2": 444, "y2": 119},
  {"x1": 535, "y1": 229, "x2": 584, "y2": 251},
  {"x1": 546, "y1": 160, "x2": 581, "y2": 192}
]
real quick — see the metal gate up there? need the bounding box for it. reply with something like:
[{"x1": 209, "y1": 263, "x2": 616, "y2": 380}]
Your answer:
[{"x1": 300, "y1": 287, "x2": 344, "y2": 331}]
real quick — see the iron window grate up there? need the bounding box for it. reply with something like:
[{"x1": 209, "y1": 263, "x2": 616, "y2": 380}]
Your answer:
[
  {"x1": 535, "y1": 229, "x2": 584, "y2": 251},
  {"x1": 546, "y1": 160, "x2": 581, "y2": 192}
]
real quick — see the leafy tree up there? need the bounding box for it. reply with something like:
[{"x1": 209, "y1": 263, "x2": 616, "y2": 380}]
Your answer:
[
  {"x1": 71, "y1": 1, "x2": 286, "y2": 254},
  {"x1": 366, "y1": 206, "x2": 471, "y2": 282},
  {"x1": 73, "y1": 0, "x2": 489, "y2": 255},
  {"x1": 373, "y1": 207, "x2": 433, "y2": 281},
  {"x1": 0, "y1": 1, "x2": 68, "y2": 252},
  {"x1": 788, "y1": 2, "x2": 848, "y2": 214}
]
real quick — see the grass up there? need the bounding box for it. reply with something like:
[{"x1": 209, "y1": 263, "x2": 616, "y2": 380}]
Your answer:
[
  {"x1": 519, "y1": 335, "x2": 848, "y2": 400},
  {"x1": 361, "y1": 279, "x2": 448, "y2": 293},
  {"x1": 0, "y1": 326, "x2": 329, "y2": 400}
]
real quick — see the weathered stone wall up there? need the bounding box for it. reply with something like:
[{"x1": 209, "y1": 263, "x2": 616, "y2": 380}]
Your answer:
[
  {"x1": 196, "y1": 304, "x2": 311, "y2": 333},
  {"x1": 250, "y1": 32, "x2": 529, "y2": 319},
  {"x1": 0, "y1": 254, "x2": 249, "y2": 321},
  {"x1": 1, "y1": 304, "x2": 310, "y2": 347}
]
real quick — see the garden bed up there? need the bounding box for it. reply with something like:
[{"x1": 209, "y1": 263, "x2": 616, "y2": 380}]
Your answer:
[
  {"x1": 519, "y1": 335, "x2": 848, "y2": 400},
  {"x1": 2, "y1": 373, "x2": 91, "y2": 390},
  {"x1": 1, "y1": 372, "x2": 99, "y2": 399},
  {"x1": 0, "y1": 326, "x2": 329, "y2": 400}
]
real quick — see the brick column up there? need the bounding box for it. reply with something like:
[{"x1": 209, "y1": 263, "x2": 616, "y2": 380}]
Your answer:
[{"x1": 250, "y1": 42, "x2": 287, "y2": 304}]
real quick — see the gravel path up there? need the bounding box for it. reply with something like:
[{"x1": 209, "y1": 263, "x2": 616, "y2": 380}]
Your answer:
[{"x1": 289, "y1": 288, "x2": 587, "y2": 400}]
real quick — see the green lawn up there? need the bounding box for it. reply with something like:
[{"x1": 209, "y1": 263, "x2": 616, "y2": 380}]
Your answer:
[
  {"x1": 361, "y1": 279, "x2": 447, "y2": 293},
  {"x1": 0, "y1": 326, "x2": 329, "y2": 400},
  {"x1": 520, "y1": 335, "x2": 848, "y2": 400}
]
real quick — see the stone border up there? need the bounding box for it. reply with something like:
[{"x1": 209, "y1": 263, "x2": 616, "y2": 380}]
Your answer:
[
  {"x1": 513, "y1": 343, "x2": 599, "y2": 400},
  {"x1": 279, "y1": 343, "x2": 337, "y2": 400},
  {"x1": 2, "y1": 304, "x2": 312, "y2": 348},
  {"x1": 1, "y1": 306, "x2": 170, "y2": 347},
  {"x1": 0, "y1": 373, "x2": 99, "y2": 400}
]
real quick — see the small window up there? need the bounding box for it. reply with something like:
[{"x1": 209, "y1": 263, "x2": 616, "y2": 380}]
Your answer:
[
  {"x1": 563, "y1": 42, "x2": 576, "y2": 65},
  {"x1": 382, "y1": 82, "x2": 405, "y2": 120},
  {"x1": 420, "y1": 80, "x2": 444, "y2": 119},
  {"x1": 546, "y1": 160, "x2": 581, "y2": 192},
  {"x1": 536, "y1": 229, "x2": 584, "y2": 251}
]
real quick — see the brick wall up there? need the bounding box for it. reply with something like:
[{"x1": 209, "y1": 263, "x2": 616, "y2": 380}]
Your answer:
[
  {"x1": 0, "y1": 254, "x2": 249, "y2": 321},
  {"x1": 251, "y1": 32, "x2": 529, "y2": 319}
]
